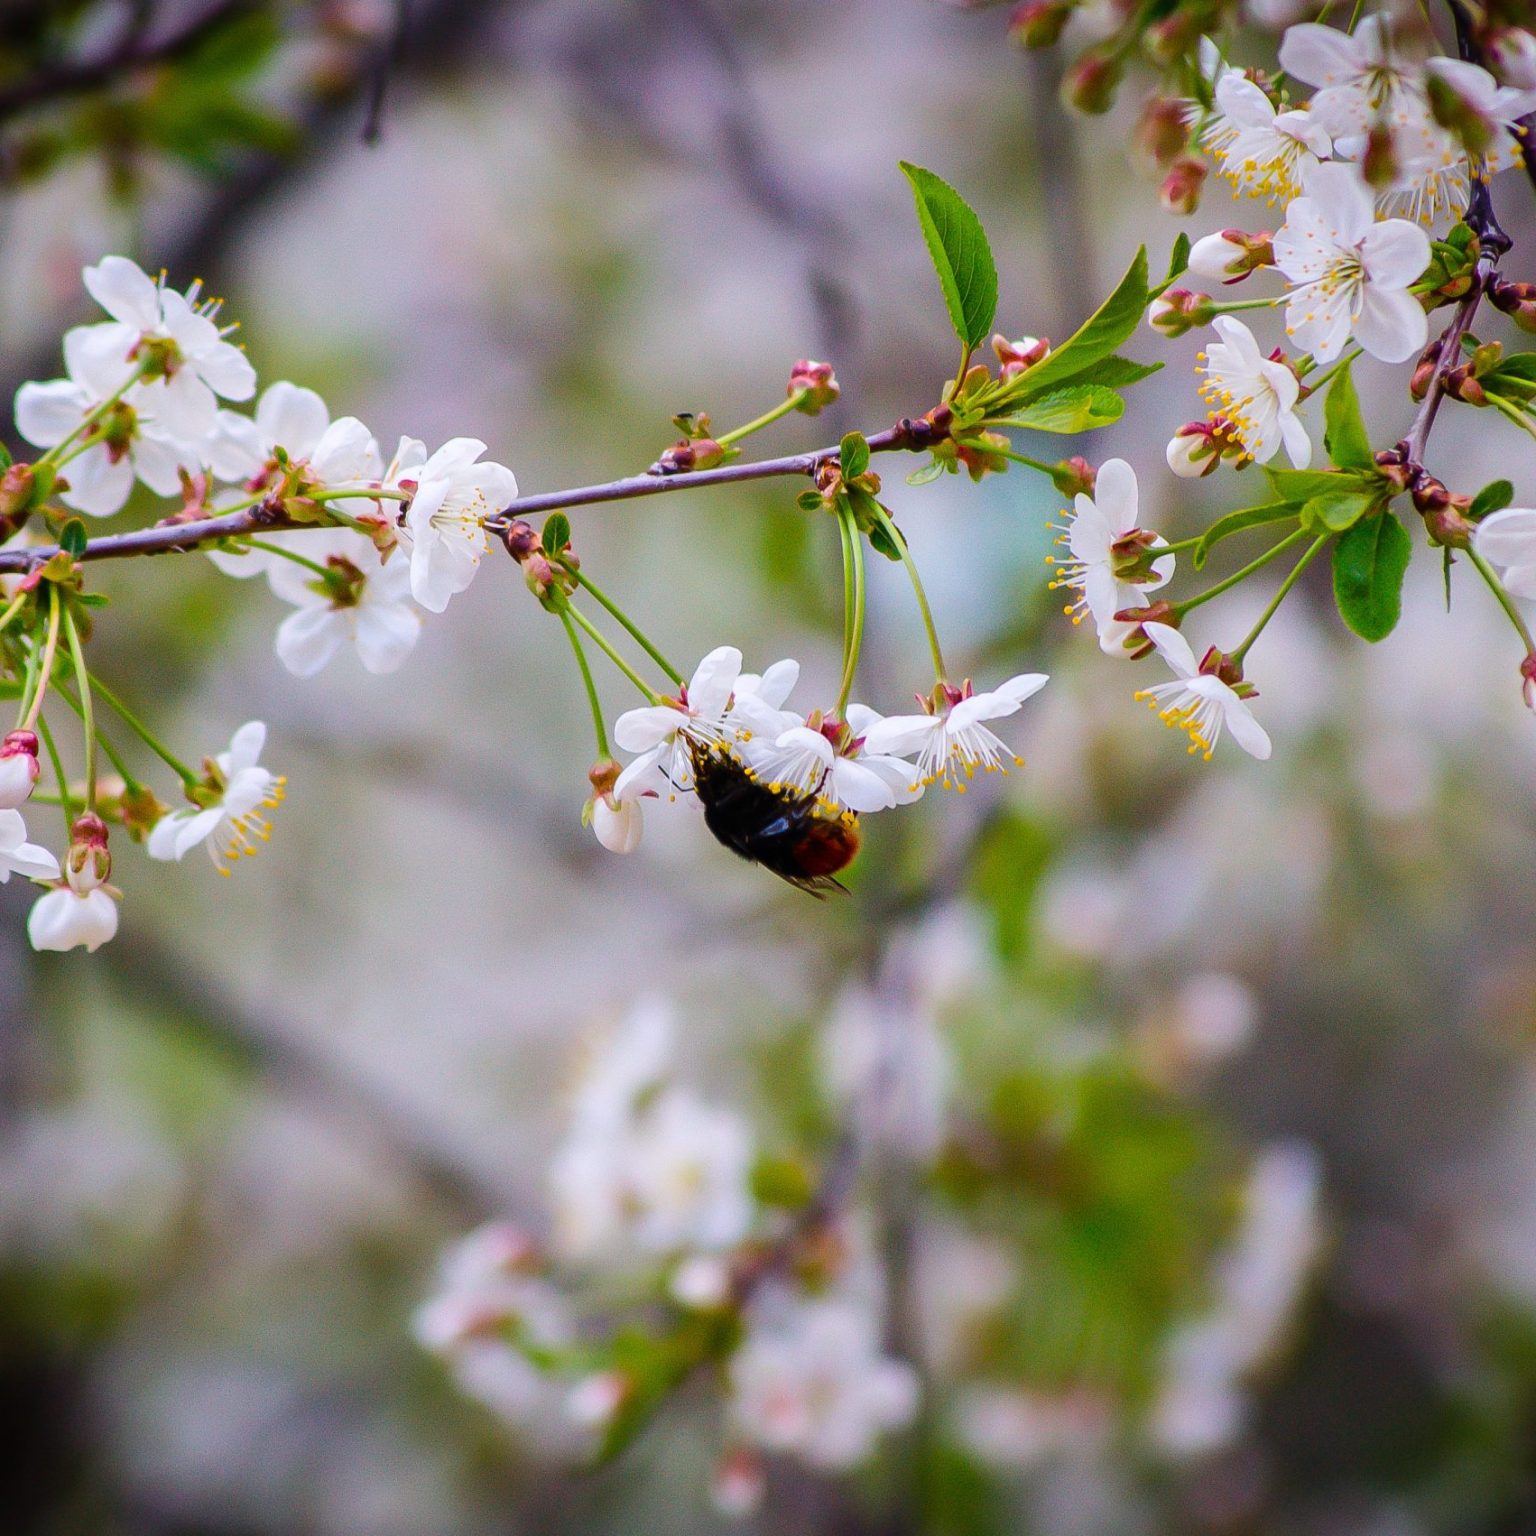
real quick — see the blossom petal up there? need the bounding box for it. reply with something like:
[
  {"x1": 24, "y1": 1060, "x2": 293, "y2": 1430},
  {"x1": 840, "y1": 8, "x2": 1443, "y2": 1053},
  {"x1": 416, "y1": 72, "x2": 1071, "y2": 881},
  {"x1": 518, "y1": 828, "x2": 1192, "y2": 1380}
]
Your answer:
[
  {"x1": 614, "y1": 705, "x2": 685, "y2": 753},
  {"x1": 353, "y1": 602, "x2": 422, "y2": 674},
  {"x1": 275, "y1": 606, "x2": 344, "y2": 678},
  {"x1": 14, "y1": 379, "x2": 87, "y2": 448},
  {"x1": 1358, "y1": 218, "x2": 1431, "y2": 291},
  {"x1": 861, "y1": 713, "x2": 940, "y2": 758},
  {"x1": 1277, "y1": 23, "x2": 1364, "y2": 89},
  {"x1": 1144, "y1": 621, "x2": 1199, "y2": 678},
  {"x1": 58, "y1": 445, "x2": 133, "y2": 517},
  {"x1": 687, "y1": 646, "x2": 743, "y2": 719},
  {"x1": 1352, "y1": 284, "x2": 1428, "y2": 364},
  {"x1": 83, "y1": 255, "x2": 161, "y2": 329},
  {"x1": 1474, "y1": 508, "x2": 1536, "y2": 566},
  {"x1": 1091, "y1": 458, "x2": 1139, "y2": 536}
]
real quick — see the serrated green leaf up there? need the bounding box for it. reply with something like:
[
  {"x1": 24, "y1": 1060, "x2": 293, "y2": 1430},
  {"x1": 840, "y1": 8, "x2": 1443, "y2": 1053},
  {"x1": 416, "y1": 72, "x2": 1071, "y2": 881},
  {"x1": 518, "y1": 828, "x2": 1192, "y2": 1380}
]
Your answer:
[
  {"x1": 998, "y1": 384, "x2": 1124, "y2": 433},
  {"x1": 1008, "y1": 249, "x2": 1149, "y2": 401},
  {"x1": 59, "y1": 518, "x2": 87, "y2": 558},
  {"x1": 1301, "y1": 487, "x2": 1382, "y2": 532},
  {"x1": 1165, "y1": 232, "x2": 1191, "y2": 284},
  {"x1": 1333, "y1": 510, "x2": 1411, "y2": 640},
  {"x1": 839, "y1": 431, "x2": 870, "y2": 480},
  {"x1": 1192, "y1": 501, "x2": 1300, "y2": 569},
  {"x1": 541, "y1": 512, "x2": 571, "y2": 554},
  {"x1": 906, "y1": 459, "x2": 945, "y2": 487},
  {"x1": 1471, "y1": 478, "x2": 1515, "y2": 520},
  {"x1": 1068, "y1": 355, "x2": 1164, "y2": 389},
  {"x1": 795, "y1": 489, "x2": 824, "y2": 511},
  {"x1": 1323, "y1": 360, "x2": 1374, "y2": 470},
  {"x1": 899, "y1": 162, "x2": 998, "y2": 347}
]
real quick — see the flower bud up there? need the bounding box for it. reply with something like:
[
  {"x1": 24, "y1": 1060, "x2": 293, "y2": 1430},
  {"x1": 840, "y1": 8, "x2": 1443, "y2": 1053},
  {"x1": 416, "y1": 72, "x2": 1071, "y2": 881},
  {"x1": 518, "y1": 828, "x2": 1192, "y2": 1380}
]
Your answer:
[
  {"x1": 1374, "y1": 448, "x2": 1413, "y2": 495},
  {"x1": 1188, "y1": 229, "x2": 1273, "y2": 281},
  {"x1": 1148, "y1": 288, "x2": 1215, "y2": 337},
  {"x1": 1443, "y1": 363, "x2": 1487, "y2": 406},
  {"x1": 0, "y1": 462, "x2": 35, "y2": 523},
  {"x1": 1412, "y1": 476, "x2": 1475, "y2": 547},
  {"x1": 1360, "y1": 122, "x2": 1399, "y2": 189},
  {"x1": 1136, "y1": 97, "x2": 1190, "y2": 167},
  {"x1": 1050, "y1": 455, "x2": 1096, "y2": 497},
  {"x1": 501, "y1": 518, "x2": 542, "y2": 562},
  {"x1": 585, "y1": 759, "x2": 644, "y2": 854},
  {"x1": 0, "y1": 729, "x2": 40, "y2": 808},
  {"x1": 1409, "y1": 338, "x2": 1443, "y2": 401},
  {"x1": 1143, "y1": 11, "x2": 1199, "y2": 64},
  {"x1": 1061, "y1": 48, "x2": 1123, "y2": 114},
  {"x1": 1008, "y1": 0, "x2": 1070, "y2": 49},
  {"x1": 992, "y1": 333, "x2": 1050, "y2": 379},
  {"x1": 1490, "y1": 279, "x2": 1536, "y2": 334},
  {"x1": 1488, "y1": 27, "x2": 1536, "y2": 90},
  {"x1": 788, "y1": 359, "x2": 839, "y2": 414},
  {"x1": 65, "y1": 811, "x2": 111, "y2": 894},
  {"x1": 1158, "y1": 156, "x2": 1207, "y2": 215},
  {"x1": 1166, "y1": 421, "x2": 1223, "y2": 478},
  {"x1": 1521, "y1": 652, "x2": 1536, "y2": 713}
]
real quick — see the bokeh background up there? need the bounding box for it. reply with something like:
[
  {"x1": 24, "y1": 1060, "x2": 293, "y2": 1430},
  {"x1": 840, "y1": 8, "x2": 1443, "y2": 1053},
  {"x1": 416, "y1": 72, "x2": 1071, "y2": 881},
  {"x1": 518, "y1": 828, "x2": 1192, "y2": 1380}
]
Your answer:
[{"x1": 6, "y1": 1, "x2": 1536, "y2": 1532}]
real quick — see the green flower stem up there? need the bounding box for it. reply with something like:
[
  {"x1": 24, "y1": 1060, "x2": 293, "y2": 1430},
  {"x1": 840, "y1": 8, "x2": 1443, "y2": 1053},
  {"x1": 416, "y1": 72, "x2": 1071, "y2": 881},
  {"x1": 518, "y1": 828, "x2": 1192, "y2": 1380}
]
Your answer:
[
  {"x1": 1230, "y1": 533, "x2": 1329, "y2": 664},
  {"x1": 870, "y1": 501, "x2": 947, "y2": 684},
  {"x1": 89, "y1": 672, "x2": 198, "y2": 784},
  {"x1": 716, "y1": 391, "x2": 809, "y2": 448},
  {"x1": 946, "y1": 341, "x2": 976, "y2": 404},
  {"x1": 313, "y1": 488, "x2": 410, "y2": 502},
  {"x1": 20, "y1": 586, "x2": 62, "y2": 732},
  {"x1": 36, "y1": 713, "x2": 73, "y2": 836},
  {"x1": 1298, "y1": 346, "x2": 1362, "y2": 390},
  {"x1": 556, "y1": 603, "x2": 610, "y2": 758},
  {"x1": 1176, "y1": 526, "x2": 1308, "y2": 615},
  {"x1": 61, "y1": 607, "x2": 95, "y2": 811},
  {"x1": 836, "y1": 501, "x2": 867, "y2": 718},
  {"x1": 0, "y1": 591, "x2": 29, "y2": 638},
  {"x1": 1466, "y1": 542, "x2": 1536, "y2": 652},
  {"x1": 11, "y1": 624, "x2": 42, "y2": 731},
  {"x1": 1208, "y1": 295, "x2": 1285, "y2": 314},
  {"x1": 991, "y1": 446, "x2": 1061, "y2": 476},
  {"x1": 245, "y1": 537, "x2": 333, "y2": 580},
  {"x1": 560, "y1": 600, "x2": 664, "y2": 703},
  {"x1": 556, "y1": 560, "x2": 684, "y2": 686}
]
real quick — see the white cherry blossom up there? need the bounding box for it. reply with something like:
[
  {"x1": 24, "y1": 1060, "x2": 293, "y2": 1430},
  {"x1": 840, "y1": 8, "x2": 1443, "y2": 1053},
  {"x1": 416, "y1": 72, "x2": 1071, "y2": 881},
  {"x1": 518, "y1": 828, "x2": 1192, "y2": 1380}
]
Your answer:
[
  {"x1": 28, "y1": 885, "x2": 118, "y2": 953},
  {"x1": 397, "y1": 437, "x2": 518, "y2": 612},
  {"x1": 729, "y1": 1290, "x2": 919, "y2": 1469},
  {"x1": 1472, "y1": 507, "x2": 1536, "y2": 598},
  {"x1": 265, "y1": 527, "x2": 422, "y2": 677},
  {"x1": 1048, "y1": 458, "x2": 1172, "y2": 653},
  {"x1": 743, "y1": 704, "x2": 924, "y2": 815},
  {"x1": 0, "y1": 810, "x2": 58, "y2": 884},
  {"x1": 1205, "y1": 72, "x2": 1330, "y2": 202},
  {"x1": 1272, "y1": 162, "x2": 1430, "y2": 364},
  {"x1": 74, "y1": 255, "x2": 255, "y2": 439},
  {"x1": 863, "y1": 674, "x2": 1049, "y2": 790},
  {"x1": 1134, "y1": 623, "x2": 1272, "y2": 761},
  {"x1": 1198, "y1": 316, "x2": 1312, "y2": 467},
  {"x1": 1278, "y1": 17, "x2": 1431, "y2": 144},
  {"x1": 147, "y1": 721, "x2": 286, "y2": 872}
]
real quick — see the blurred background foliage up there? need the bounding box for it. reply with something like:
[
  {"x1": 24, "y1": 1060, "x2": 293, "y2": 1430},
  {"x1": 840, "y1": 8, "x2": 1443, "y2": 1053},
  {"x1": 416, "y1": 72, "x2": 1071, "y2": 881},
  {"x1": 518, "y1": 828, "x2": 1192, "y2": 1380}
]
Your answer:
[{"x1": 6, "y1": 1, "x2": 1536, "y2": 1533}]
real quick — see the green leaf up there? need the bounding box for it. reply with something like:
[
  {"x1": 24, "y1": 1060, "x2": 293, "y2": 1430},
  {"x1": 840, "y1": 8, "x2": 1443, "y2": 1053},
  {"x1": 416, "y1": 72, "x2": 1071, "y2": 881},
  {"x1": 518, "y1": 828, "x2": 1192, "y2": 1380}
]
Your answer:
[
  {"x1": 1323, "y1": 361, "x2": 1374, "y2": 470},
  {"x1": 1471, "y1": 478, "x2": 1515, "y2": 520},
  {"x1": 0, "y1": 442, "x2": 10, "y2": 470},
  {"x1": 541, "y1": 512, "x2": 571, "y2": 554},
  {"x1": 60, "y1": 517, "x2": 87, "y2": 558},
  {"x1": 1263, "y1": 465, "x2": 1378, "y2": 503},
  {"x1": 999, "y1": 384, "x2": 1124, "y2": 433},
  {"x1": 839, "y1": 431, "x2": 870, "y2": 480},
  {"x1": 1333, "y1": 510, "x2": 1412, "y2": 641},
  {"x1": 1066, "y1": 355, "x2": 1163, "y2": 389},
  {"x1": 1481, "y1": 354, "x2": 1536, "y2": 402},
  {"x1": 867, "y1": 520, "x2": 902, "y2": 562},
  {"x1": 795, "y1": 489, "x2": 825, "y2": 511},
  {"x1": 1192, "y1": 501, "x2": 1300, "y2": 569},
  {"x1": 1007, "y1": 248, "x2": 1149, "y2": 401},
  {"x1": 1165, "y1": 232, "x2": 1191, "y2": 286},
  {"x1": 906, "y1": 459, "x2": 945, "y2": 487},
  {"x1": 899, "y1": 162, "x2": 999, "y2": 347},
  {"x1": 1301, "y1": 487, "x2": 1383, "y2": 532}
]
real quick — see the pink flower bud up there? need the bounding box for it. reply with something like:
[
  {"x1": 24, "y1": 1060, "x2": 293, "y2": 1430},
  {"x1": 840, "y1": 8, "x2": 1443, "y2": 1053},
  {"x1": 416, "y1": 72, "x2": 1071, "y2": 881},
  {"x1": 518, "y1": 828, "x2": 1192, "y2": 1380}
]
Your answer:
[
  {"x1": 991, "y1": 333, "x2": 1050, "y2": 379},
  {"x1": 0, "y1": 729, "x2": 40, "y2": 809},
  {"x1": 1148, "y1": 288, "x2": 1215, "y2": 337},
  {"x1": 1158, "y1": 156, "x2": 1207, "y2": 216},
  {"x1": 1007, "y1": 0, "x2": 1070, "y2": 49},
  {"x1": 1136, "y1": 97, "x2": 1190, "y2": 167},
  {"x1": 788, "y1": 359, "x2": 840, "y2": 414},
  {"x1": 1061, "y1": 49, "x2": 1123, "y2": 115}
]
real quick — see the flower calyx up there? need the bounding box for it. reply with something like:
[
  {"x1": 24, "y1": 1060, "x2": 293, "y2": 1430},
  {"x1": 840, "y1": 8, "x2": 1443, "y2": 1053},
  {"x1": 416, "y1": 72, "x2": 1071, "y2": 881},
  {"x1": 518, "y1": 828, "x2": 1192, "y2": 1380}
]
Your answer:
[
  {"x1": 1108, "y1": 597, "x2": 1179, "y2": 659},
  {"x1": 1410, "y1": 475, "x2": 1475, "y2": 548},
  {"x1": 1490, "y1": 279, "x2": 1536, "y2": 334}
]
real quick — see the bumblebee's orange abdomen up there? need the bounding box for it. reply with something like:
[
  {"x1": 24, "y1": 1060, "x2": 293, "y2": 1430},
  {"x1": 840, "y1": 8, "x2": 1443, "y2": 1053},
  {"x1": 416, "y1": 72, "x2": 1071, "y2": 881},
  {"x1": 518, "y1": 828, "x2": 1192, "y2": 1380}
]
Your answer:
[{"x1": 791, "y1": 819, "x2": 861, "y2": 878}]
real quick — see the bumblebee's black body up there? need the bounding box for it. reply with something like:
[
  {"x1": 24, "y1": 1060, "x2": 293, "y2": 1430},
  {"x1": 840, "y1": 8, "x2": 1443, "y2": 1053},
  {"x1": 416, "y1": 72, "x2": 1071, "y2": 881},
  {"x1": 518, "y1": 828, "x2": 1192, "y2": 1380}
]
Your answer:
[{"x1": 687, "y1": 742, "x2": 859, "y2": 896}]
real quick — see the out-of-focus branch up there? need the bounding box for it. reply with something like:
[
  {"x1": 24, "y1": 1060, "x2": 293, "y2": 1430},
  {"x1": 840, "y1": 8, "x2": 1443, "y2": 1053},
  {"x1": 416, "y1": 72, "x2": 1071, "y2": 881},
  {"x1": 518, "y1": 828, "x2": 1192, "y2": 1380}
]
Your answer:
[{"x1": 0, "y1": 0, "x2": 256, "y2": 127}]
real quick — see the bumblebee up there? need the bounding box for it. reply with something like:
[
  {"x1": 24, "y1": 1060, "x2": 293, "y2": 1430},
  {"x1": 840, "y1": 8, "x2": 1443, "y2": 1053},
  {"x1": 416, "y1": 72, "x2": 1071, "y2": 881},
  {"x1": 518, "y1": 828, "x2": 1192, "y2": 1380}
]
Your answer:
[{"x1": 687, "y1": 740, "x2": 859, "y2": 896}]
